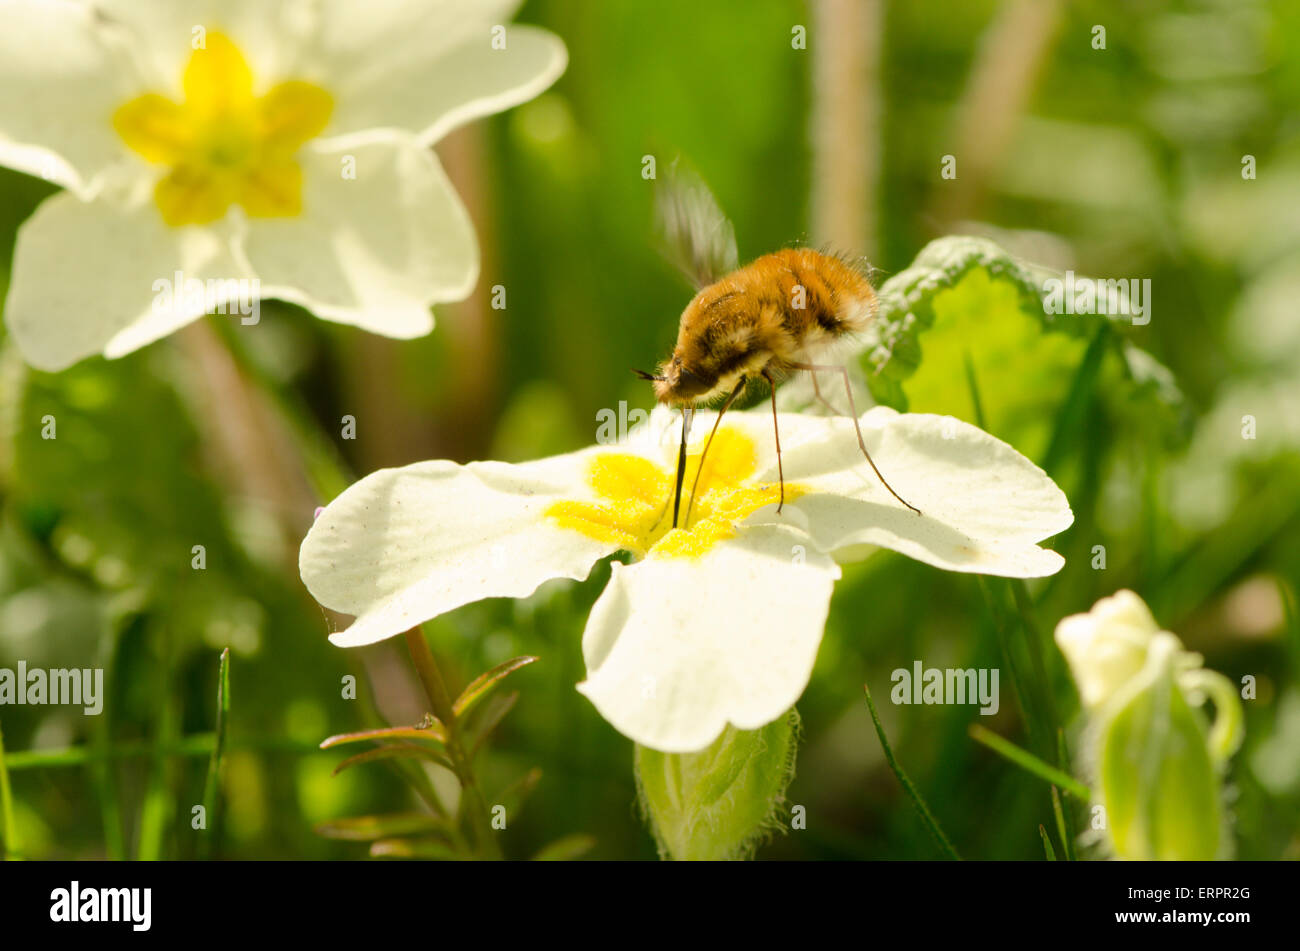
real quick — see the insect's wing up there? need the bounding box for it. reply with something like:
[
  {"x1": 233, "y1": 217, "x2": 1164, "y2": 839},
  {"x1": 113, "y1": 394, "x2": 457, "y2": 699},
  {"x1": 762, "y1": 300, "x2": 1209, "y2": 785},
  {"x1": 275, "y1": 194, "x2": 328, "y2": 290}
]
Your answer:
[{"x1": 655, "y1": 162, "x2": 739, "y2": 289}]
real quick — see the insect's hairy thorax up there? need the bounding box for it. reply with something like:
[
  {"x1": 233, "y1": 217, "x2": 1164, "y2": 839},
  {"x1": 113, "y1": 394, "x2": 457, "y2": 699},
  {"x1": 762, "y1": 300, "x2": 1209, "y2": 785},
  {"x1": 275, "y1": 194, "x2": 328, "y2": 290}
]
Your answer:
[{"x1": 670, "y1": 248, "x2": 876, "y2": 403}]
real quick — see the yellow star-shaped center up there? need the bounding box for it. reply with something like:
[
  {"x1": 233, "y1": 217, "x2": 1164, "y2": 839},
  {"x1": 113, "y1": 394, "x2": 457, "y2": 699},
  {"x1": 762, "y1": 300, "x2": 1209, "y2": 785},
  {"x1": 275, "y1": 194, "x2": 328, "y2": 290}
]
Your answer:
[
  {"x1": 113, "y1": 32, "x2": 333, "y2": 226},
  {"x1": 547, "y1": 427, "x2": 807, "y2": 560}
]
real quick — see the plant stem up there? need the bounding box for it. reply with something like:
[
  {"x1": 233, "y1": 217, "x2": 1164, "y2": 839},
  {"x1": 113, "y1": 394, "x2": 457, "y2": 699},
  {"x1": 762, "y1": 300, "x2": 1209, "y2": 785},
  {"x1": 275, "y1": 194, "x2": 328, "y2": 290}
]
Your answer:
[
  {"x1": 208, "y1": 317, "x2": 353, "y2": 502},
  {"x1": 403, "y1": 627, "x2": 501, "y2": 860}
]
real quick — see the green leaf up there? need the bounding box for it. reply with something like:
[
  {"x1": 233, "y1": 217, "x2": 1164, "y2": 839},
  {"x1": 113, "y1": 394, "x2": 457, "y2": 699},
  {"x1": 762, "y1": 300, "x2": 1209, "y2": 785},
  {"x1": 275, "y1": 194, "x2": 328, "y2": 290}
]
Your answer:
[
  {"x1": 452, "y1": 655, "x2": 537, "y2": 719},
  {"x1": 315, "y1": 813, "x2": 446, "y2": 842},
  {"x1": 319, "y1": 721, "x2": 446, "y2": 750},
  {"x1": 330, "y1": 742, "x2": 452, "y2": 776},
  {"x1": 634, "y1": 709, "x2": 799, "y2": 861},
  {"x1": 532, "y1": 834, "x2": 596, "y2": 861},
  {"x1": 866, "y1": 235, "x2": 1048, "y2": 388},
  {"x1": 369, "y1": 838, "x2": 459, "y2": 860},
  {"x1": 860, "y1": 235, "x2": 1189, "y2": 459},
  {"x1": 492, "y1": 768, "x2": 543, "y2": 823},
  {"x1": 463, "y1": 690, "x2": 519, "y2": 759}
]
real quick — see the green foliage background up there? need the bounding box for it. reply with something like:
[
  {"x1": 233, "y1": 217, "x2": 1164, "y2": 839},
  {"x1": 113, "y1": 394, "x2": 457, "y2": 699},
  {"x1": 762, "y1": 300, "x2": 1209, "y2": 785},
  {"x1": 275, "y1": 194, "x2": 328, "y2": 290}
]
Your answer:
[{"x1": 0, "y1": 0, "x2": 1297, "y2": 860}]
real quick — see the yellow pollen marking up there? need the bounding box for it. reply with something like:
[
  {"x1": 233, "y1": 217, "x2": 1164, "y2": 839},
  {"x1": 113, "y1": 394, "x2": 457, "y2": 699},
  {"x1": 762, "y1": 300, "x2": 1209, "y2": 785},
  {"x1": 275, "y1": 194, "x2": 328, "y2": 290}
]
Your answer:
[
  {"x1": 112, "y1": 32, "x2": 333, "y2": 226},
  {"x1": 545, "y1": 428, "x2": 807, "y2": 560}
]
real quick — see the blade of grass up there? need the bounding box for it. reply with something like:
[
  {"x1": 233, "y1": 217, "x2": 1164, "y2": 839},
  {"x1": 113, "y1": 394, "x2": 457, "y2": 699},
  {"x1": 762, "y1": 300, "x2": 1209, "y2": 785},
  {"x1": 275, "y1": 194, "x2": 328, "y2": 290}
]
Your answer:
[
  {"x1": 1278, "y1": 576, "x2": 1300, "y2": 672},
  {"x1": 1055, "y1": 729, "x2": 1077, "y2": 861},
  {"x1": 88, "y1": 620, "x2": 125, "y2": 860},
  {"x1": 863, "y1": 685, "x2": 961, "y2": 860},
  {"x1": 200, "y1": 648, "x2": 230, "y2": 859},
  {"x1": 1157, "y1": 471, "x2": 1300, "y2": 623},
  {"x1": 1041, "y1": 322, "x2": 1110, "y2": 477},
  {"x1": 1009, "y1": 578, "x2": 1063, "y2": 761},
  {"x1": 962, "y1": 350, "x2": 988, "y2": 431},
  {"x1": 136, "y1": 627, "x2": 177, "y2": 861},
  {"x1": 0, "y1": 719, "x2": 17, "y2": 860},
  {"x1": 963, "y1": 365, "x2": 1058, "y2": 766},
  {"x1": 1050, "y1": 785, "x2": 1072, "y2": 861},
  {"x1": 1039, "y1": 824, "x2": 1057, "y2": 860},
  {"x1": 4, "y1": 734, "x2": 319, "y2": 770},
  {"x1": 969, "y1": 724, "x2": 1092, "y2": 800},
  {"x1": 977, "y1": 577, "x2": 1046, "y2": 756}
]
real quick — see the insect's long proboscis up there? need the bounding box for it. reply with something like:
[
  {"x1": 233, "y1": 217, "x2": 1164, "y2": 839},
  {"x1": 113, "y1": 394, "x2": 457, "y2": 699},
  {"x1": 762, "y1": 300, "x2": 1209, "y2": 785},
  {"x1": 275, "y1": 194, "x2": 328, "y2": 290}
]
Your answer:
[{"x1": 671, "y1": 407, "x2": 693, "y2": 528}]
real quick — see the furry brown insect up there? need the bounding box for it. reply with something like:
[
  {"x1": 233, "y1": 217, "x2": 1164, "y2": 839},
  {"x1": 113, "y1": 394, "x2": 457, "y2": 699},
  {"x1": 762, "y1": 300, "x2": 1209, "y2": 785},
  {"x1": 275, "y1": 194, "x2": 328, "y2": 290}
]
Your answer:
[{"x1": 637, "y1": 169, "x2": 920, "y2": 529}]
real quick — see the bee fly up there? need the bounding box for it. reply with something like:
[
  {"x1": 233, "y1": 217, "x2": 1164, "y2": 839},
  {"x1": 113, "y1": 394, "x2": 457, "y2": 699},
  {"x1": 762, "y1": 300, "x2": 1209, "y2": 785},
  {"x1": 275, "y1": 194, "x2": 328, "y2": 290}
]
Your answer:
[{"x1": 636, "y1": 167, "x2": 921, "y2": 530}]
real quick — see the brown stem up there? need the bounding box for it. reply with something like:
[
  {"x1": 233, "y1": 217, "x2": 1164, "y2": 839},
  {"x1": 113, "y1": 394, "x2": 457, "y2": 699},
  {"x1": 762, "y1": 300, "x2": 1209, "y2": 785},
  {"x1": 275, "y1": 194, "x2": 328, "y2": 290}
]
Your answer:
[
  {"x1": 810, "y1": 0, "x2": 883, "y2": 257},
  {"x1": 402, "y1": 627, "x2": 501, "y2": 860}
]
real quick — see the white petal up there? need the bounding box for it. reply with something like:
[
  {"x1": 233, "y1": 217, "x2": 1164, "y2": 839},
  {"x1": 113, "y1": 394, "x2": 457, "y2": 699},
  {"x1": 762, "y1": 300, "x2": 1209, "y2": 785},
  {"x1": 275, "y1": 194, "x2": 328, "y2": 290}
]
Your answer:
[
  {"x1": 314, "y1": 0, "x2": 566, "y2": 145},
  {"x1": 745, "y1": 408, "x2": 1074, "y2": 577},
  {"x1": 4, "y1": 188, "x2": 249, "y2": 370},
  {"x1": 93, "y1": 0, "x2": 318, "y2": 93},
  {"x1": 301, "y1": 449, "x2": 622, "y2": 648},
  {"x1": 578, "y1": 524, "x2": 840, "y2": 753},
  {"x1": 241, "y1": 137, "x2": 476, "y2": 338},
  {"x1": 0, "y1": 0, "x2": 136, "y2": 195}
]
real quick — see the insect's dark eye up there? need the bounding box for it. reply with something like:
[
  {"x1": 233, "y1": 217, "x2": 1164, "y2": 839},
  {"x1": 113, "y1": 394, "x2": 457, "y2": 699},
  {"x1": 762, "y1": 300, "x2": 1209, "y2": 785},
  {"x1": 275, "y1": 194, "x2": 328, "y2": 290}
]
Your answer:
[{"x1": 676, "y1": 366, "x2": 711, "y2": 396}]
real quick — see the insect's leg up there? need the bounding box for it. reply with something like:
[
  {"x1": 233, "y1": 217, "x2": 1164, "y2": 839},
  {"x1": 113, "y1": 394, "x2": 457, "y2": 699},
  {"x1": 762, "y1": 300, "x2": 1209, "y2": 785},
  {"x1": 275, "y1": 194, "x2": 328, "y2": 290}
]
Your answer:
[
  {"x1": 789, "y1": 361, "x2": 921, "y2": 516},
  {"x1": 807, "y1": 366, "x2": 840, "y2": 417},
  {"x1": 682, "y1": 377, "x2": 747, "y2": 530},
  {"x1": 761, "y1": 368, "x2": 785, "y2": 514}
]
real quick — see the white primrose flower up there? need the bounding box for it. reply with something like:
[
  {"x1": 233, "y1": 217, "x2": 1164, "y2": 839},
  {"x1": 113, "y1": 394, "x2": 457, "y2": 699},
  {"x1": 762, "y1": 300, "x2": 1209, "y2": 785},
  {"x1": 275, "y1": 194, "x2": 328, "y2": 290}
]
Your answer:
[
  {"x1": 0, "y1": 0, "x2": 566, "y2": 369},
  {"x1": 301, "y1": 406, "x2": 1074, "y2": 753}
]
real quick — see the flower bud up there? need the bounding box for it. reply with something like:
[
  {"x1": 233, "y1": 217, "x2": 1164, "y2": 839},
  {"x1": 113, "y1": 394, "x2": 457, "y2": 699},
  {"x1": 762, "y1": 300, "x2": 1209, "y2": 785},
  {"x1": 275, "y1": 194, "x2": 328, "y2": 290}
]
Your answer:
[
  {"x1": 1055, "y1": 589, "x2": 1161, "y2": 710},
  {"x1": 635, "y1": 710, "x2": 799, "y2": 860},
  {"x1": 1054, "y1": 591, "x2": 1244, "y2": 860}
]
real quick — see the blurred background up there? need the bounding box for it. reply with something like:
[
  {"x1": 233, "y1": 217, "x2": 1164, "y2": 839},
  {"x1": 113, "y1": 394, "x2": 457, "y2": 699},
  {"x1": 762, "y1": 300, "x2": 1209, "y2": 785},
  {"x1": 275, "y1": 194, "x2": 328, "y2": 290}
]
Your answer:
[{"x1": 1, "y1": 0, "x2": 1297, "y2": 860}]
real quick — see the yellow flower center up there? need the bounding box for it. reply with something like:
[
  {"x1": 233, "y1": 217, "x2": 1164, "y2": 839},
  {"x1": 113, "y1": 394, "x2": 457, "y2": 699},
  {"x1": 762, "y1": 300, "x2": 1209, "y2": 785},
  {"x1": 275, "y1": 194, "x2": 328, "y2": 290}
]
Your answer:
[
  {"x1": 546, "y1": 427, "x2": 807, "y2": 560},
  {"x1": 112, "y1": 32, "x2": 333, "y2": 227}
]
